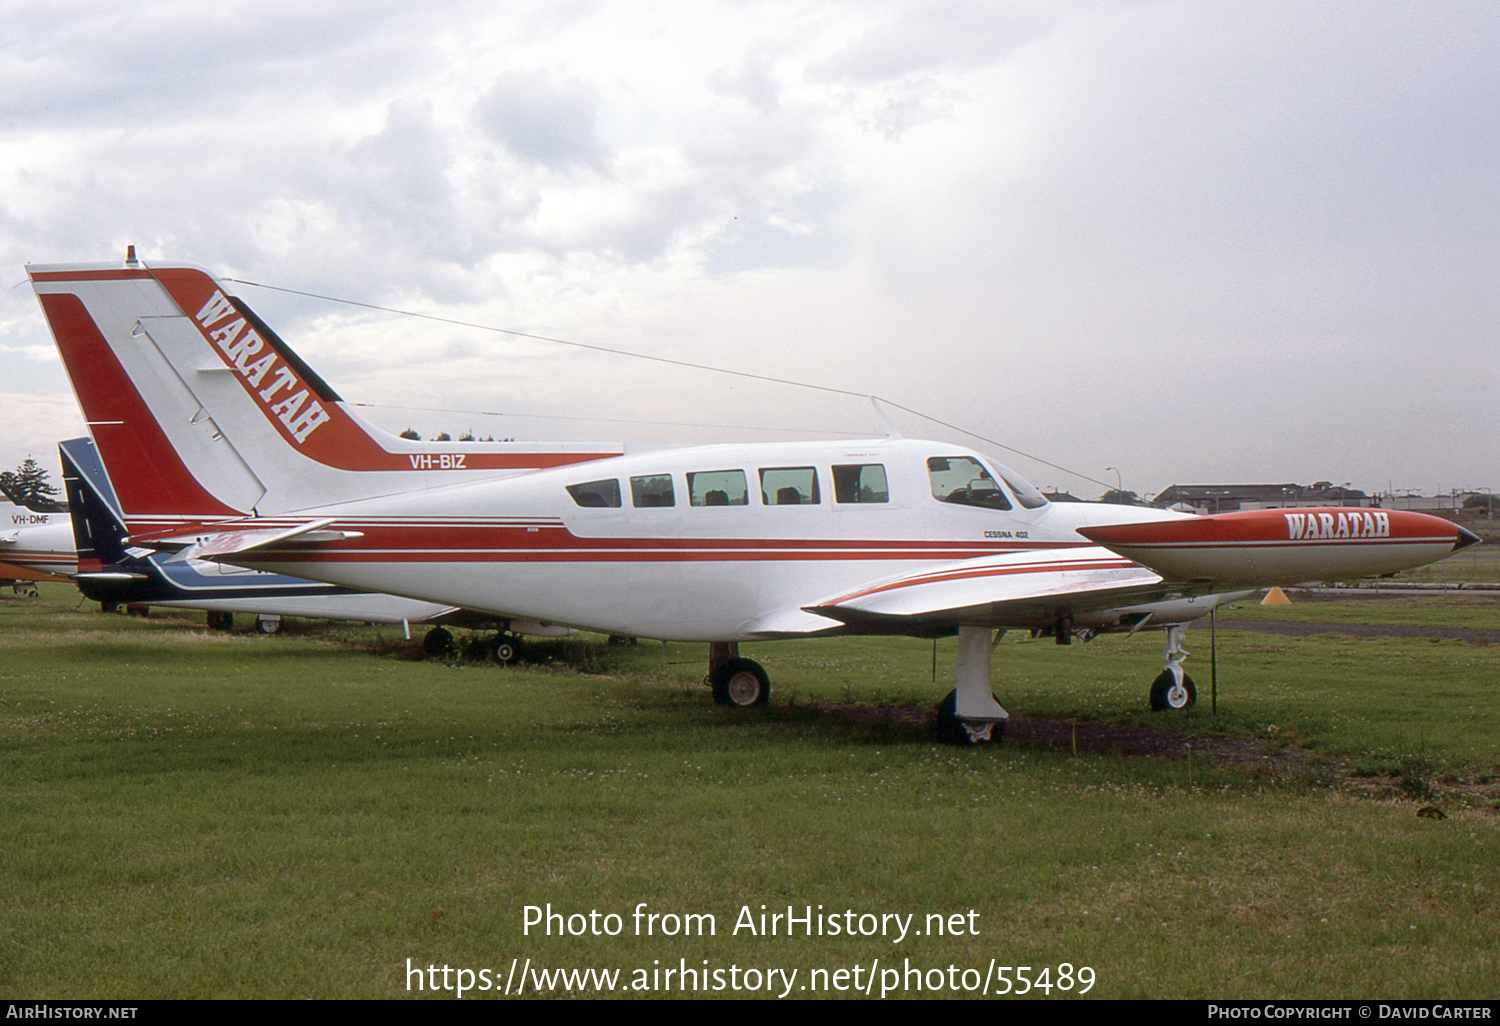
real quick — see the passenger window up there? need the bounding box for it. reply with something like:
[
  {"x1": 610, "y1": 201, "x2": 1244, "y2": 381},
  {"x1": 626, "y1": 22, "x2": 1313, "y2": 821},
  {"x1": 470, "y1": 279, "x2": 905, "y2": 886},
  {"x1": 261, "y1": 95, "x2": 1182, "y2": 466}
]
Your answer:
[
  {"x1": 566, "y1": 478, "x2": 622, "y2": 508},
  {"x1": 832, "y1": 464, "x2": 889, "y2": 504},
  {"x1": 927, "y1": 456, "x2": 1011, "y2": 511},
  {"x1": 687, "y1": 469, "x2": 748, "y2": 506},
  {"x1": 630, "y1": 474, "x2": 675, "y2": 508},
  {"x1": 760, "y1": 467, "x2": 820, "y2": 505}
]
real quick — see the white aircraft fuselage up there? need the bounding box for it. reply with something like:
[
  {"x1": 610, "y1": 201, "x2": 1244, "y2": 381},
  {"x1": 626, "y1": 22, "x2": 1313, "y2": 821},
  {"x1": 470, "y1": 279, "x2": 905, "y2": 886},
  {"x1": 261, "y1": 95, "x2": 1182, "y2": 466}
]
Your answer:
[{"x1": 172, "y1": 437, "x2": 1194, "y2": 642}]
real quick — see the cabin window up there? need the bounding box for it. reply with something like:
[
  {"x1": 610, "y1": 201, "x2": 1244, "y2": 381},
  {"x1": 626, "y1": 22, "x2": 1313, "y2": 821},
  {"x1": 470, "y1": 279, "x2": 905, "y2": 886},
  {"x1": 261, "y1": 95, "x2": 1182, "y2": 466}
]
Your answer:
[
  {"x1": 566, "y1": 478, "x2": 622, "y2": 508},
  {"x1": 687, "y1": 469, "x2": 748, "y2": 506},
  {"x1": 631, "y1": 474, "x2": 675, "y2": 508},
  {"x1": 760, "y1": 466, "x2": 820, "y2": 505},
  {"x1": 927, "y1": 456, "x2": 1012, "y2": 511},
  {"x1": 832, "y1": 464, "x2": 889, "y2": 504}
]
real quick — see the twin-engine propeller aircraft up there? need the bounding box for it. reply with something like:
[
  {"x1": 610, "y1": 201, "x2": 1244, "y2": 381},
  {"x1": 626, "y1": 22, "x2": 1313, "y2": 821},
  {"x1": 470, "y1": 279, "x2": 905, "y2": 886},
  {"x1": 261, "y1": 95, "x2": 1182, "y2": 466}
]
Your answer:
[{"x1": 27, "y1": 254, "x2": 1479, "y2": 742}]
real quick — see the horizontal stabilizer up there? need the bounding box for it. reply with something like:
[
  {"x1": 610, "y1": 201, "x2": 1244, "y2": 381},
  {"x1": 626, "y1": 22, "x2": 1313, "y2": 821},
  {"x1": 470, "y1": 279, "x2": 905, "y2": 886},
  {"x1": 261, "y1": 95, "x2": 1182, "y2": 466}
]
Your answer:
[
  {"x1": 155, "y1": 518, "x2": 363, "y2": 561},
  {"x1": 1080, "y1": 507, "x2": 1479, "y2": 585}
]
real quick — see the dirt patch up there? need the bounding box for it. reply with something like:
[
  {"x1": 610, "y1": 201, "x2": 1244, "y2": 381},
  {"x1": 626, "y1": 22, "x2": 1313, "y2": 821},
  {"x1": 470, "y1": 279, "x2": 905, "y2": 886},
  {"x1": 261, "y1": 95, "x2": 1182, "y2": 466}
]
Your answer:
[
  {"x1": 1002, "y1": 716, "x2": 1313, "y2": 769},
  {"x1": 798, "y1": 700, "x2": 1303, "y2": 766},
  {"x1": 793, "y1": 701, "x2": 1500, "y2": 807},
  {"x1": 796, "y1": 700, "x2": 932, "y2": 732}
]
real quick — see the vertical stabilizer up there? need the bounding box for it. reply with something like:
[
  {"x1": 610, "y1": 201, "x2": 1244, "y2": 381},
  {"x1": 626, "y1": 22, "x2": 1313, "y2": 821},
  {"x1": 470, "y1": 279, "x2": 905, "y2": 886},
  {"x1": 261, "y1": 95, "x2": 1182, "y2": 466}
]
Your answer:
[{"x1": 29, "y1": 257, "x2": 622, "y2": 528}]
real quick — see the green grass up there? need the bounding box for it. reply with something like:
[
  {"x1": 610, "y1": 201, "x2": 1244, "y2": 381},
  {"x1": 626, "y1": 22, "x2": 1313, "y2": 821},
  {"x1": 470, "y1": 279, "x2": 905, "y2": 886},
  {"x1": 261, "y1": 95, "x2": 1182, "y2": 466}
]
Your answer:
[
  {"x1": 1390, "y1": 535, "x2": 1500, "y2": 583},
  {"x1": 1227, "y1": 595, "x2": 1499, "y2": 628},
  {"x1": 2, "y1": 586, "x2": 1497, "y2": 999}
]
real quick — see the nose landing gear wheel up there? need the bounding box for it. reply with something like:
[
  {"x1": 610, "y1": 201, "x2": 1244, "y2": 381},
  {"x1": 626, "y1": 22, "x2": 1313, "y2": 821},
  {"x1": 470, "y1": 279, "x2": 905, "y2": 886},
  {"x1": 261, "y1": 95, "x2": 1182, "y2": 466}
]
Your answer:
[{"x1": 1149, "y1": 670, "x2": 1196, "y2": 711}]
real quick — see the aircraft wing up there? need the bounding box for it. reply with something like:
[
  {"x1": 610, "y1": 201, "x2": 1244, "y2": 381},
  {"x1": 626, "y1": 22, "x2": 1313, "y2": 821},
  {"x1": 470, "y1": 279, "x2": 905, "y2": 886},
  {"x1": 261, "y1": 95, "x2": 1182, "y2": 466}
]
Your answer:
[
  {"x1": 794, "y1": 506, "x2": 1480, "y2": 637},
  {"x1": 799, "y1": 547, "x2": 1171, "y2": 635}
]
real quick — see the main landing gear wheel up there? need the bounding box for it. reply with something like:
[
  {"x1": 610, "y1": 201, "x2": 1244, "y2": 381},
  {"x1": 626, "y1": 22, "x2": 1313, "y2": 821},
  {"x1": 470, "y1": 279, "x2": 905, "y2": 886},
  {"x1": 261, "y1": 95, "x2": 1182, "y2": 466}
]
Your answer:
[
  {"x1": 933, "y1": 689, "x2": 1007, "y2": 746},
  {"x1": 489, "y1": 635, "x2": 522, "y2": 665},
  {"x1": 1149, "y1": 670, "x2": 1197, "y2": 711},
  {"x1": 206, "y1": 611, "x2": 234, "y2": 632},
  {"x1": 710, "y1": 658, "x2": 770, "y2": 707},
  {"x1": 422, "y1": 626, "x2": 456, "y2": 660}
]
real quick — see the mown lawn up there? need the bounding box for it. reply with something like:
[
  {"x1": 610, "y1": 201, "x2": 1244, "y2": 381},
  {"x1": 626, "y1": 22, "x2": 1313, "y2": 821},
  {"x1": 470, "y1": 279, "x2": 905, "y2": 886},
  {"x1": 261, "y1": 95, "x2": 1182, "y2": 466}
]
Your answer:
[{"x1": 2, "y1": 585, "x2": 1496, "y2": 999}]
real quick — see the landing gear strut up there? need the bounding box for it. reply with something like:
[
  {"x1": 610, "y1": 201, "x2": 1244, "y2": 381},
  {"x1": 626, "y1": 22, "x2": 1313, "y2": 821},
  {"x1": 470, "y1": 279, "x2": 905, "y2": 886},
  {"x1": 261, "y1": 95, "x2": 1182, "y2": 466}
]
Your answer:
[
  {"x1": 933, "y1": 626, "x2": 1009, "y2": 745},
  {"x1": 1150, "y1": 624, "x2": 1196, "y2": 711}
]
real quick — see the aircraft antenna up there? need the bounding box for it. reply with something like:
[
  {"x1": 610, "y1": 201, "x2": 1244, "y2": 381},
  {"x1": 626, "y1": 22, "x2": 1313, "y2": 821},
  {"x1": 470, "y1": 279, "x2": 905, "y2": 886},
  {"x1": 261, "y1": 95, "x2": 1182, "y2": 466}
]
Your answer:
[
  {"x1": 222, "y1": 278, "x2": 1113, "y2": 489},
  {"x1": 870, "y1": 398, "x2": 902, "y2": 439}
]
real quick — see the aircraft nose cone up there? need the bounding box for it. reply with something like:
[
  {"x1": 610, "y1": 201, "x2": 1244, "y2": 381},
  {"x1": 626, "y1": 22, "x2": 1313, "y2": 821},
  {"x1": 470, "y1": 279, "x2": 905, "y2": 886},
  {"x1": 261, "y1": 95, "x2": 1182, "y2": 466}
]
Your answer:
[{"x1": 1453, "y1": 524, "x2": 1483, "y2": 552}]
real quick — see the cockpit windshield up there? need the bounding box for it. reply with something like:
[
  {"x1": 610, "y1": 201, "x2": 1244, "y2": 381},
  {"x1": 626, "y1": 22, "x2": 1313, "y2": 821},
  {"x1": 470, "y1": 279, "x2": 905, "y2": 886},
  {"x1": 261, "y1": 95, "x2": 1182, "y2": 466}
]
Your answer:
[
  {"x1": 993, "y1": 463, "x2": 1049, "y2": 509},
  {"x1": 928, "y1": 456, "x2": 1011, "y2": 510},
  {"x1": 927, "y1": 455, "x2": 1049, "y2": 511}
]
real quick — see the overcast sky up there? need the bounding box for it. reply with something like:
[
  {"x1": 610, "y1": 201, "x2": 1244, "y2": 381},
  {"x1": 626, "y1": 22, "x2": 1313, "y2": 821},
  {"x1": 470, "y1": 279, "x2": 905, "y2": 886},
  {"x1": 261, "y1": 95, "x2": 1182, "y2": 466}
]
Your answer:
[{"x1": 2, "y1": 0, "x2": 1494, "y2": 501}]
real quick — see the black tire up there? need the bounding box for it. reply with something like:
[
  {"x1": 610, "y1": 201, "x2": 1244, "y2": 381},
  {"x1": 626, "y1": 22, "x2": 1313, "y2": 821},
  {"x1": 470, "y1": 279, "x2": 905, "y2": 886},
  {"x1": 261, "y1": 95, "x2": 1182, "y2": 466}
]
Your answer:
[
  {"x1": 206, "y1": 611, "x2": 234, "y2": 632},
  {"x1": 933, "y1": 689, "x2": 1007, "y2": 746},
  {"x1": 422, "y1": 626, "x2": 456, "y2": 659},
  {"x1": 490, "y1": 636, "x2": 521, "y2": 665},
  {"x1": 1149, "y1": 670, "x2": 1197, "y2": 711},
  {"x1": 255, "y1": 616, "x2": 281, "y2": 635},
  {"x1": 710, "y1": 658, "x2": 769, "y2": 707}
]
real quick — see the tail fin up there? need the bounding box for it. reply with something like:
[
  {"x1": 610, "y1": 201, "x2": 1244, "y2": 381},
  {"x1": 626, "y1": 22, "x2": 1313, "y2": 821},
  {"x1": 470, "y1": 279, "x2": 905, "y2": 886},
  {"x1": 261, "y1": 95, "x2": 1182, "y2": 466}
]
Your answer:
[
  {"x1": 29, "y1": 257, "x2": 619, "y2": 529},
  {"x1": 59, "y1": 436, "x2": 136, "y2": 580},
  {"x1": 60, "y1": 435, "x2": 488, "y2": 626}
]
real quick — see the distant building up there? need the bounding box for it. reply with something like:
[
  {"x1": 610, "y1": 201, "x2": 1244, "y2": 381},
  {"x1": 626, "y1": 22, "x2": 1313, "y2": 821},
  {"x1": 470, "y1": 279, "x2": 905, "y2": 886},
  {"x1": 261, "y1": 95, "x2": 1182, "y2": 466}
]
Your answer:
[
  {"x1": 1043, "y1": 490, "x2": 1084, "y2": 503},
  {"x1": 1150, "y1": 482, "x2": 1373, "y2": 513},
  {"x1": 1381, "y1": 492, "x2": 1478, "y2": 513}
]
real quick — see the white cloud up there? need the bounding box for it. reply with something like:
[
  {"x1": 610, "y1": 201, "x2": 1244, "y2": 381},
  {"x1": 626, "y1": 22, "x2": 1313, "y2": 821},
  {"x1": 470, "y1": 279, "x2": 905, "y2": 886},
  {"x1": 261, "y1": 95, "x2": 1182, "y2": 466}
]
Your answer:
[{"x1": 1, "y1": 0, "x2": 1495, "y2": 498}]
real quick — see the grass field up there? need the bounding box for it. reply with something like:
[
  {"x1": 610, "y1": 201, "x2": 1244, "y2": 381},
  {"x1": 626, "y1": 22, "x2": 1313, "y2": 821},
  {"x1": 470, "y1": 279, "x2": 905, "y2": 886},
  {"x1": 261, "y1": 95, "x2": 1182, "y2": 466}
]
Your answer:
[{"x1": 2, "y1": 584, "x2": 1497, "y2": 1000}]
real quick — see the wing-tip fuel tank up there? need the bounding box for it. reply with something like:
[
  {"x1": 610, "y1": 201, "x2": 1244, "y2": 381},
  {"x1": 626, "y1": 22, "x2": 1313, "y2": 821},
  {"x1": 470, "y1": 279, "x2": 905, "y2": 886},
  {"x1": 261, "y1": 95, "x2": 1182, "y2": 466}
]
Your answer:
[{"x1": 1080, "y1": 507, "x2": 1480, "y2": 586}]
